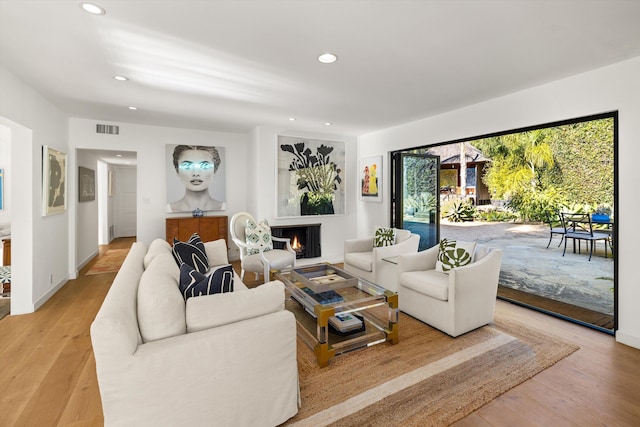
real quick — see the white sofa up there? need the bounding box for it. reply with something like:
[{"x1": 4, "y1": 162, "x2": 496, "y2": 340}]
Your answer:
[
  {"x1": 90, "y1": 239, "x2": 299, "y2": 427},
  {"x1": 398, "y1": 244, "x2": 502, "y2": 337},
  {"x1": 343, "y1": 229, "x2": 420, "y2": 290}
]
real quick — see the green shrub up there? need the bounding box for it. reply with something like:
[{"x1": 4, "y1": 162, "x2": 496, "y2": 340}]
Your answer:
[
  {"x1": 476, "y1": 208, "x2": 518, "y2": 222},
  {"x1": 444, "y1": 201, "x2": 476, "y2": 222},
  {"x1": 505, "y1": 188, "x2": 566, "y2": 222}
]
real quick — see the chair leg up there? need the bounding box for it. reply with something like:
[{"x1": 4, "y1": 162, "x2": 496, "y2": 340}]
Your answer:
[
  {"x1": 588, "y1": 240, "x2": 593, "y2": 261},
  {"x1": 557, "y1": 235, "x2": 564, "y2": 247},
  {"x1": 563, "y1": 238, "x2": 568, "y2": 257},
  {"x1": 546, "y1": 234, "x2": 553, "y2": 249}
]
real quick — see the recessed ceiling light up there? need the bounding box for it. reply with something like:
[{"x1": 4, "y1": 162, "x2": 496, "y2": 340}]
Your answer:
[
  {"x1": 289, "y1": 117, "x2": 296, "y2": 121},
  {"x1": 113, "y1": 75, "x2": 129, "y2": 81},
  {"x1": 318, "y1": 53, "x2": 338, "y2": 64},
  {"x1": 116, "y1": 154, "x2": 123, "y2": 157},
  {"x1": 325, "y1": 122, "x2": 332, "y2": 126},
  {"x1": 80, "y1": 3, "x2": 106, "y2": 15},
  {"x1": 128, "y1": 106, "x2": 138, "y2": 110}
]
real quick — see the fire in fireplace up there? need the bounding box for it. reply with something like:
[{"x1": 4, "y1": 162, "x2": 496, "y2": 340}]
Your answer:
[{"x1": 271, "y1": 224, "x2": 321, "y2": 259}]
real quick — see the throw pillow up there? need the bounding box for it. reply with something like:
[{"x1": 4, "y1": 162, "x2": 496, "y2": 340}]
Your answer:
[
  {"x1": 374, "y1": 227, "x2": 396, "y2": 247},
  {"x1": 245, "y1": 218, "x2": 273, "y2": 255},
  {"x1": 435, "y1": 238, "x2": 476, "y2": 273},
  {"x1": 172, "y1": 233, "x2": 209, "y2": 273},
  {"x1": 179, "y1": 263, "x2": 234, "y2": 301}
]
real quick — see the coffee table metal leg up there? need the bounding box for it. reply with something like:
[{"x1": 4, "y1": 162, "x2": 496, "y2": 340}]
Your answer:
[
  {"x1": 314, "y1": 304, "x2": 336, "y2": 367},
  {"x1": 385, "y1": 291, "x2": 399, "y2": 345}
]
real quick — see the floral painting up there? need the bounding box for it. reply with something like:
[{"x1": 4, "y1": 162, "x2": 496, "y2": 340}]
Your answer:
[
  {"x1": 277, "y1": 136, "x2": 345, "y2": 217},
  {"x1": 359, "y1": 156, "x2": 382, "y2": 202}
]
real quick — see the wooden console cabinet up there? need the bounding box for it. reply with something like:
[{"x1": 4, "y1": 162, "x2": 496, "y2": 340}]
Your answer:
[{"x1": 165, "y1": 216, "x2": 228, "y2": 246}]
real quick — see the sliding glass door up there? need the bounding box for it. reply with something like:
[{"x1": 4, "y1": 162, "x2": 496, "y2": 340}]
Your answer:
[{"x1": 391, "y1": 152, "x2": 440, "y2": 250}]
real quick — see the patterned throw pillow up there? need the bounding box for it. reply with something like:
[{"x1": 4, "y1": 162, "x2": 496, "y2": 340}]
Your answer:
[
  {"x1": 179, "y1": 263, "x2": 234, "y2": 301},
  {"x1": 374, "y1": 227, "x2": 396, "y2": 247},
  {"x1": 245, "y1": 218, "x2": 273, "y2": 255},
  {"x1": 435, "y1": 238, "x2": 476, "y2": 273},
  {"x1": 172, "y1": 233, "x2": 209, "y2": 273}
]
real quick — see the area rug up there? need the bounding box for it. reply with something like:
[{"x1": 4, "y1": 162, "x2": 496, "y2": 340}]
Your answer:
[
  {"x1": 284, "y1": 311, "x2": 579, "y2": 426},
  {"x1": 0, "y1": 298, "x2": 10, "y2": 321},
  {"x1": 86, "y1": 249, "x2": 130, "y2": 275}
]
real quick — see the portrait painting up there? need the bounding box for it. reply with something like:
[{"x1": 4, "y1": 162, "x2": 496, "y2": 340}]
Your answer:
[
  {"x1": 166, "y1": 144, "x2": 226, "y2": 213},
  {"x1": 42, "y1": 145, "x2": 67, "y2": 216}
]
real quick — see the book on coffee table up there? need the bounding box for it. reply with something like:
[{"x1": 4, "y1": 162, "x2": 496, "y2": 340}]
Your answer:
[{"x1": 329, "y1": 313, "x2": 364, "y2": 333}]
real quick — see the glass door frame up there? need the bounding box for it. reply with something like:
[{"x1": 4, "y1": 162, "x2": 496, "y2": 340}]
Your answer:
[{"x1": 390, "y1": 151, "x2": 441, "y2": 251}]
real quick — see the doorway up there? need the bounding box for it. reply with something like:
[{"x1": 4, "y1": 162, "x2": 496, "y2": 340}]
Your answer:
[
  {"x1": 390, "y1": 152, "x2": 440, "y2": 250},
  {"x1": 388, "y1": 112, "x2": 617, "y2": 333}
]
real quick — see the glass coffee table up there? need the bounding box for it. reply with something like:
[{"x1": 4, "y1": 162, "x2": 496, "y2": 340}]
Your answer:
[{"x1": 275, "y1": 264, "x2": 399, "y2": 367}]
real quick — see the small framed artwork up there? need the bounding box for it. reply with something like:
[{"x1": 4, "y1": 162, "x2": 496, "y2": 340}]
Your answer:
[
  {"x1": 359, "y1": 156, "x2": 382, "y2": 202},
  {"x1": 42, "y1": 145, "x2": 67, "y2": 216},
  {"x1": 78, "y1": 166, "x2": 96, "y2": 202}
]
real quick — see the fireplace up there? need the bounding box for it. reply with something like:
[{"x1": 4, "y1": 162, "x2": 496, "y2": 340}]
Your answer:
[{"x1": 271, "y1": 224, "x2": 321, "y2": 259}]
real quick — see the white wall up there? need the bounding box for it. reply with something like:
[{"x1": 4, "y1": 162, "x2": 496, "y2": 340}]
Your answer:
[
  {"x1": 0, "y1": 66, "x2": 70, "y2": 314},
  {"x1": 76, "y1": 150, "x2": 100, "y2": 269},
  {"x1": 358, "y1": 56, "x2": 640, "y2": 349},
  {"x1": 250, "y1": 126, "x2": 358, "y2": 264},
  {"x1": 0, "y1": 124, "x2": 11, "y2": 227},
  {"x1": 68, "y1": 118, "x2": 249, "y2": 261}
]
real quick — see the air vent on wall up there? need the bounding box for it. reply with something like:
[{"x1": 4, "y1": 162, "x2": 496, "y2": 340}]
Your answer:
[{"x1": 96, "y1": 124, "x2": 120, "y2": 135}]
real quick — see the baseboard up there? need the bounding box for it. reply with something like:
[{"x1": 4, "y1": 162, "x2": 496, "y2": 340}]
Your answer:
[
  {"x1": 34, "y1": 276, "x2": 68, "y2": 311},
  {"x1": 616, "y1": 330, "x2": 640, "y2": 350},
  {"x1": 77, "y1": 249, "x2": 99, "y2": 272}
]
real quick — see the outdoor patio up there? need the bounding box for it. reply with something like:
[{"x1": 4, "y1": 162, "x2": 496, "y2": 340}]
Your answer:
[{"x1": 440, "y1": 220, "x2": 615, "y2": 317}]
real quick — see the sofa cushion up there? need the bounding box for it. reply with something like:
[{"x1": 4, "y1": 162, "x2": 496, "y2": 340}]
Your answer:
[
  {"x1": 204, "y1": 238, "x2": 229, "y2": 266},
  {"x1": 185, "y1": 280, "x2": 285, "y2": 332},
  {"x1": 172, "y1": 233, "x2": 208, "y2": 273},
  {"x1": 245, "y1": 218, "x2": 273, "y2": 255},
  {"x1": 400, "y1": 270, "x2": 449, "y2": 301},
  {"x1": 344, "y1": 251, "x2": 373, "y2": 272},
  {"x1": 137, "y1": 252, "x2": 186, "y2": 343},
  {"x1": 435, "y1": 238, "x2": 476, "y2": 273},
  {"x1": 144, "y1": 238, "x2": 172, "y2": 269},
  {"x1": 374, "y1": 227, "x2": 395, "y2": 247},
  {"x1": 179, "y1": 263, "x2": 234, "y2": 300}
]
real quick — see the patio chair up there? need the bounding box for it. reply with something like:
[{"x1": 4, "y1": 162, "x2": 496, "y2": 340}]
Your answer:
[
  {"x1": 545, "y1": 211, "x2": 566, "y2": 248},
  {"x1": 561, "y1": 212, "x2": 610, "y2": 261}
]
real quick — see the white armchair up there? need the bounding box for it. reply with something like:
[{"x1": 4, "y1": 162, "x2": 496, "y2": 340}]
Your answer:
[
  {"x1": 230, "y1": 212, "x2": 296, "y2": 282},
  {"x1": 398, "y1": 244, "x2": 502, "y2": 337},
  {"x1": 343, "y1": 228, "x2": 420, "y2": 289}
]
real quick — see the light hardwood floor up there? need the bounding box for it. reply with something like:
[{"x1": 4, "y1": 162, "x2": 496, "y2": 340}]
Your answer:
[{"x1": 1, "y1": 238, "x2": 639, "y2": 426}]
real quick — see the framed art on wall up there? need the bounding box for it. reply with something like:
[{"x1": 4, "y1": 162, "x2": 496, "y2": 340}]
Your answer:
[
  {"x1": 359, "y1": 156, "x2": 382, "y2": 202},
  {"x1": 277, "y1": 135, "x2": 345, "y2": 217},
  {"x1": 78, "y1": 166, "x2": 96, "y2": 202},
  {"x1": 166, "y1": 144, "x2": 227, "y2": 213},
  {"x1": 42, "y1": 145, "x2": 67, "y2": 216}
]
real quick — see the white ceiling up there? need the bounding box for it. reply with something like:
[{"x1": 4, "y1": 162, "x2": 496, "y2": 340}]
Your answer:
[{"x1": 1, "y1": 0, "x2": 640, "y2": 138}]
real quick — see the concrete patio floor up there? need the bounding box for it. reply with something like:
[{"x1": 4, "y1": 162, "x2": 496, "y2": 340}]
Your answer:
[{"x1": 440, "y1": 220, "x2": 615, "y2": 316}]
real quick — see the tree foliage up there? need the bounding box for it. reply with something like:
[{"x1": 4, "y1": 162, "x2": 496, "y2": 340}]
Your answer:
[{"x1": 473, "y1": 118, "x2": 614, "y2": 221}]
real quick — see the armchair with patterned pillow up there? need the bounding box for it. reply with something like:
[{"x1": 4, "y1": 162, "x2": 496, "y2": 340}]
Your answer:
[
  {"x1": 230, "y1": 212, "x2": 296, "y2": 283},
  {"x1": 343, "y1": 227, "x2": 419, "y2": 289},
  {"x1": 397, "y1": 239, "x2": 502, "y2": 337}
]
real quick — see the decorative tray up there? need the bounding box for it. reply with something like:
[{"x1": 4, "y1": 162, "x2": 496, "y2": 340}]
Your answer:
[{"x1": 290, "y1": 264, "x2": 358, "y2": 293}]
